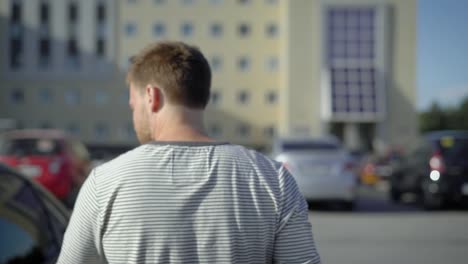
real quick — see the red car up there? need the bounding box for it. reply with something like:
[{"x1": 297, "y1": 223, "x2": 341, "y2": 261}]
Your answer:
[{"x1": 0, "y1": 129, "x2": 90, "y2": 204}]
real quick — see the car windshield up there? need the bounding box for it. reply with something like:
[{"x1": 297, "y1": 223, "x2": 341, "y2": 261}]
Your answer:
[
  {"x1": 436, "y1": 137, "x2": 468, "y2": 163},
  {"x1": 281, "y1": 141, "x2": 340, "y2": 151},
  {"x1": 0, "y1": 138, "x2": 62, "y2": 156}
]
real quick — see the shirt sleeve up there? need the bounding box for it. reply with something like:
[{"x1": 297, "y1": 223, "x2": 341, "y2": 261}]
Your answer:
[
  {"x1": 273, "y1": 167, "x2": 321, "y2": 264},
  {"x1": 57, "y1": 169, "x2": 103, "y2": 264}
]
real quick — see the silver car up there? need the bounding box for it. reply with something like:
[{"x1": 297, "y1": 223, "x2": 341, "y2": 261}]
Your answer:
[{"x1": 272, "y1": 137, "x2": 358, "y2": 210}]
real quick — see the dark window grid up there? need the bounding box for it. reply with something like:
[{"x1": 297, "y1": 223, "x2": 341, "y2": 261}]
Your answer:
[
  {"x1": 266, "y1": 91, "x2": 277, "y2": 104},
  {"x1": 97, "y1": 3, "x2": 106, "y2": 22},
  {"x1": 211, "y1": 24, "x2": 223, "y2": 37},
  {"x1": 238, "y1": 124, "x2": 250, "y2": 137},
  {"x1": 210, "y1": 125, "x2": 222, "y2": 136},
  {"x1": 10, "y1": 89, "x2": 25, "y2": 103},
  {"x1": 10, "y1": 38, "x2": 23, "y2": 69},
  {"x1": 238, "y1": 91, "x2": 249, "y2": 104},
  {"x1": 266, "y1": 23, "x2": 278, "y2": 37},
  {"x1": 39, "y1": 2, "x2": 49, "y2": 23},
  {"x1": 39, "y1": 89, "x2": 53, "y2": 103},
  {"x1": 153, "y1": 23, "x2": 166, "y2": 37},
  {"x1": 211, "y1": 91, "x2": 221, "y2": 104},
  {"x1": 210, "y1": 57, "x2": 222, "y2": 71},
  {"x1": 125, "y1": 23, "x2": 137, "y2": 35},
  {"x1": 96, "y1": 39, "x2": 105, "y2": 57},
  {"x1": 11, "y1": 2, "x2": 21, "y2": 22},
  {"x1": 69, "y1": 3, "x2": 78, "y2": 23},
  {"x1": 264, "y1": 126, "x2": 275, "y2": 137},
  {"x1": 39, "y1": 38, "x2": 51, "y2": 66},
  {"x1": 238, "y1": 57, "x2": 250, "y2": 71},
  {"x1": 67, "y1": 39, "x2": 79, "y2": 56},
  {"x1": 181, "y1": 23, "x2": 193, "y2": 37},
  {"x1": 238, "y1": 24, "x2": 251, "y2": 37}
]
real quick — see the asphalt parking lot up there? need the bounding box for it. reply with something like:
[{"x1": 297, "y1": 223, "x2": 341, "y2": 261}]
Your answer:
[{"x1": 308, "y1": 185, "x2": 468, "y2": 264}]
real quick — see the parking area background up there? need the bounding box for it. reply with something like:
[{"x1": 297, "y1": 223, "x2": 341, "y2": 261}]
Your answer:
[{"x1": 309, "y1": 186, "x2": 468, "y2": 264}]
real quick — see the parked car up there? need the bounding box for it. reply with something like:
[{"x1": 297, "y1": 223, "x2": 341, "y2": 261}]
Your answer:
[
  {"x1": 0, "y1": 129, "x2": 90, "y2": 206},
  {"x1": 0, "y1": 163, "x2": 70, "y2": 264},
  {"x1": 360, "y1": 149, "x2": 403, "y2": 186},
  {"x1": 272, "y1": 137, "x2": 358, "y2": 210},
  {"x1": 390, "y1": 130, "x2": 468, "y2": 209}
]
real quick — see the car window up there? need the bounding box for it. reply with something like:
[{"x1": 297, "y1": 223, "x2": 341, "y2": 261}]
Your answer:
[
  {"x1": 0, "y1": 218, "x2": 44, "y2": 264},
  {"x1": 0, "y1": 170, "x2": 69, "y2": 264},
  {"x1": 281, "y1": 141, "x2": 340, "y2": 151},
  {"x1": 0, "y1": 138, "x2": 62, "y2": 156},
  {"x1": 436, "y1": 137, "x2": 468, "y2": 162}
]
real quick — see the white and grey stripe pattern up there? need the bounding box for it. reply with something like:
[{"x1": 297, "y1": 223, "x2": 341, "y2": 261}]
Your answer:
[{"x1": 57, "y1": 142, "x2": 321, "y2": 264}]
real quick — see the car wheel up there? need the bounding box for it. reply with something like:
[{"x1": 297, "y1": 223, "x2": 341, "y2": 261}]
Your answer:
[
  {"x1": 422, "y1": 192, "x2": 444, "y2": 210},
  {"x1": 341, "y1": 201, "x2": 355, "y2": 211},
  {"x1": 390, "y1": 188, "x2": 402, "y2": 203}
]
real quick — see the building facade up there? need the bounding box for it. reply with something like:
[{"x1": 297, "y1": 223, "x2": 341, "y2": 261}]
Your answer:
[{"x1": 0, "y1": 0, "x2": 417, "y2": 153}]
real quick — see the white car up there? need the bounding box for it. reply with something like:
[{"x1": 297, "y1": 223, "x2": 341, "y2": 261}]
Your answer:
[{"x1": 272, "y1": 137, "x2": 358, "y2": 210}]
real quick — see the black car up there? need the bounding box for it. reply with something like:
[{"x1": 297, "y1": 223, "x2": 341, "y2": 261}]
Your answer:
[
  {"x1": 0, "y1": 164, "x2": 70, "y2": 264},
  {"x1": 390, "y1": 130, "x2": 468, "y2": 209}
]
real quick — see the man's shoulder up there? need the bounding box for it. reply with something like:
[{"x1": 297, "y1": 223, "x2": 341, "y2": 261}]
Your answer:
[
  {"x1": 94, "y1": 145, "x2": 146, "y2": 173},
  {"x1": 220, "y1": 144, "x2": 283, "y2": 172}
]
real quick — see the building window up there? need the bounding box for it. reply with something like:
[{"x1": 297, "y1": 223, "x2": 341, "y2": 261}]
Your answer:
[
  {"x1": 211, "y1": 90, "x2": 221, "y2": 105},
  {"x1": 39, "y1": 121, "x2": 52, "y2": 129},
  {"x1": 210, "y1": 56, "x2": 223, "y2": 72},
  {"x1": 238, "y1": 0, "x2": 251, "y2": 4},
  {"x1": 39, "y1": 39, "x2": 51, "y2": 67},
  {"x1": 95, "y1": 123, "x2": 109, "y2": 139},
  {"x1": 121, "y1": 90, "x2": 130, "y2": 105},
  {"x1": 153, "y1": 23, "x2": 166, "y2": 38},
  {"x1": 210, "y1": 23, "x2": 223, "y2": 38},
  {"x1": 97, "y1": 2, "x2": 106, "y2": 22},
  {"x1": 67, "y1": 38, "x2": 80, "y2": 67},
  {"x1": 181, "y1": 0, "x2": 195, "y2": 4},
  {"x1": 38, "y1": 89, "x2": 53, "y2": 104},
  {"x1": 238, "y1": 56, "x2": 251, "y2": 72},
  {"x1": 181, "y1": 22, "x2": 194, "y2": 37},
  {"x1": 65, "y1": 90, "x2": 80, "y2": 105},
  {"x1": 265, "y1": 56, "x2": 279, "y2": 72},
  {"x1": 237, "y1": 90, "x2": 249, "y2": 104},
  {"x1": 210, "y1": 0, "x2": 223, "y2": 5},
  {"x1": 125, "y1": 22, "x2": 137, "y2": 36},
  {"x1": 9, "y1": 1, "x2": 23, "y2": 69},
  {"x1": 127, "y1": 0, "x2": 138, "y2": 4},
  {"x1": 238, "y1": 123, "x2": 250, "y2": 137},
  {"x1": 68, "y1": 2, "x2": 78, "y2": 23},
  {"x1": 266, "y1": 23, "x2": 278, "y2": 38},
  {"x1": 154, "y1": 0, "x2": 166, "y2": 4},
  {"x1": 264, "y1": 126, "x2": 275, "y2": 137},
  {"x1": 238, "y1": 23, "x2": 251, "y2": 37},
  {"x1": 10, "y1": 89, "x2": 25, "y2": 104},
  {"x1": 95, "y1": 90, "x2": 109, "y2": 105},
  {"x1": 96, "y1": 39, "x2": 105, "y2": 57},
  {"x1": 265, "y1": 90, "x2": 277, "y2": 104},
  {"x1": 96, "y1": 2, "x2": 106, "y2": 57},
  {"x1": 209, "y1": 124, "x2": 222, "y2": 137},
  {"x1": 66, "y1": 124, "x2": 80, "y2": 136},
  {"x1": 120, "y1": 123, "x2": 134, "y2": 139}
]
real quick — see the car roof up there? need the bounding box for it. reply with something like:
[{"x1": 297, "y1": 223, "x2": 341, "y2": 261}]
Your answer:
[
  {"x1": 1, "y1": 129, "x2": 71, "y2": 140},
  {"x1": 274, "y1": 136, "x2": 341, "y2": 145},
  {"x1": 424, "y1": 130, "x2": 468, "y2": 140}
]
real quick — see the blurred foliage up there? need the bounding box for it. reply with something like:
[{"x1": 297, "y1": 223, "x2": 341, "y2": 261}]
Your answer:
[{"x1": 420, "y1": 96, "x2": 468, "y2": 132}]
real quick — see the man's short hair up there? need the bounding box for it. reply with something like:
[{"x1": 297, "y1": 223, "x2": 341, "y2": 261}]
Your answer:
[{"x1": 127, "y1": 41, "x2": 212, "y2": 109}]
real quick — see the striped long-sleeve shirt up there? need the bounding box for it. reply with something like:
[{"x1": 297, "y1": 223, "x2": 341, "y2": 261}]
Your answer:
[{"x1": 57, "y1": 141, "x2": 321, "y2": 264}]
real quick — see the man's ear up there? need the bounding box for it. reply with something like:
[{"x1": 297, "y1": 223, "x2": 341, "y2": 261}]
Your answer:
[{"x1": 145, "y1": 84, "x2": 162, "y2": 112}]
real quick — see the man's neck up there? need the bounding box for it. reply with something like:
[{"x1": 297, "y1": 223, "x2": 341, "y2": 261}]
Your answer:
[{"x1": 151, "y1": 105, "x2": 215, "y2": 142}]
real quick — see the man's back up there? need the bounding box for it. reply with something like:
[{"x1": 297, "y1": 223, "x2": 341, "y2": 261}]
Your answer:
[{"x1": 57, "y1": 142, "x2": 321, "y2": 264}]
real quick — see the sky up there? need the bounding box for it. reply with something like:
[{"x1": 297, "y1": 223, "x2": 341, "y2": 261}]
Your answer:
[{"x1": 417, "y1": 0, "x2": 468, "y2": 110}]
